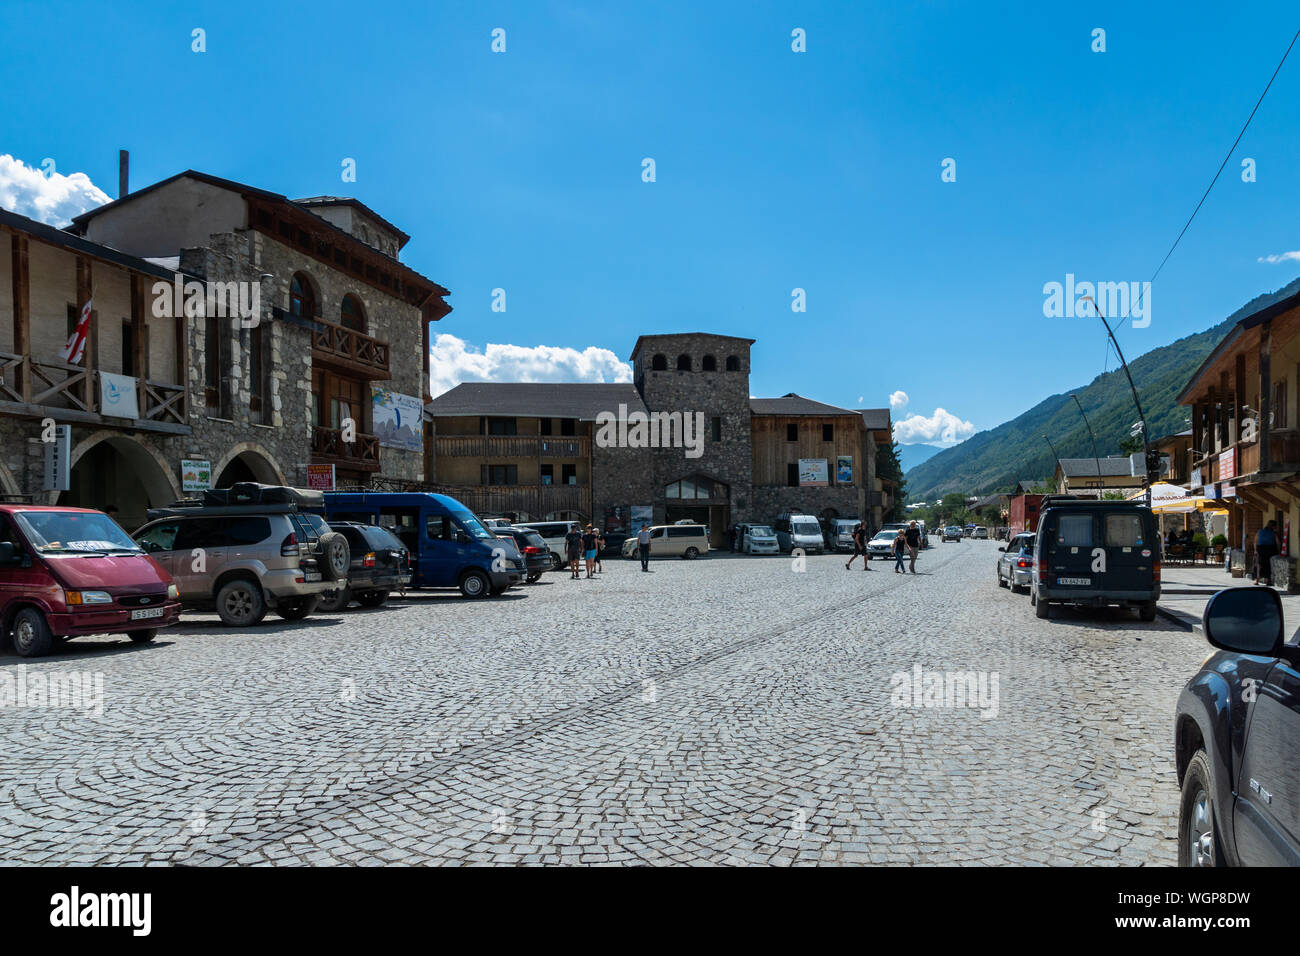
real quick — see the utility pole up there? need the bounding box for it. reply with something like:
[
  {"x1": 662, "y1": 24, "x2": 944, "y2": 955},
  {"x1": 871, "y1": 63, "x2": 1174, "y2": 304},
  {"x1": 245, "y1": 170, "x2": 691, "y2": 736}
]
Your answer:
[
  {"x1": 1043, "y1": 435, "x2": 1062, "y2": 492},
  {"x1": 1083, "y1": 295, "x2": 1153, "y2": 504},
  {"x1": 1071, "y1": 394, "x2": 1103, "y2": 499}
]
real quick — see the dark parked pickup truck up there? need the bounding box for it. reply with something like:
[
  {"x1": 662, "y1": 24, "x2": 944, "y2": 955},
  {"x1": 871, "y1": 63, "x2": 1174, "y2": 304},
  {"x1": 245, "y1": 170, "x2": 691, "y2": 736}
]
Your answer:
[{"x1": 1176, "y1": 586, "x2": 1300, "y2": 866}]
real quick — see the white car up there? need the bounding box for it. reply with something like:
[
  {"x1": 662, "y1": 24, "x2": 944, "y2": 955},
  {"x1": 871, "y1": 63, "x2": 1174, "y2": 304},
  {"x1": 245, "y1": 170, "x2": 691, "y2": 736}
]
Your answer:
[
  {"x1": 740, "y1": 523, "x2": 778, "y2": 554},
  {"x1": 866, "y1": 530, "x2": 899, "y2": 559}
]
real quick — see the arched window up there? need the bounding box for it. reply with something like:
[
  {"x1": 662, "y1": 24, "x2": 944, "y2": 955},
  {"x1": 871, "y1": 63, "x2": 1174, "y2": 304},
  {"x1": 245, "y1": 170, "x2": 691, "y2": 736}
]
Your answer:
[
  {"x1": 725, "y1": 355, "x2": 740, "y2": 371},
  {"x1": 651, "y1": 354, "x2": 667, "y2": 371},
  {"x1": 289, "y1": 273, "x2": 317, "y2": 319},
  {"x1": 702, "y1": 354, "x2": 717, "y2": 371},
  {"x1": 676, "y1": 354, "x2": 691, "y2": 371},
  {"x1": 341, "y1": 294, "x2": 366, "y2": 332}
]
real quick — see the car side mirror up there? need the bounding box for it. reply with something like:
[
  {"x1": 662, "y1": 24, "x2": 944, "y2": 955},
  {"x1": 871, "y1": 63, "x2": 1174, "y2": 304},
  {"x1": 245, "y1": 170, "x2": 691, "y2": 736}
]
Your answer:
[
  {"x1": 455, "y1": 530, "x2": 472, "y2": 545},
  {"x1": 997, "y1": 546, "x2": 1006, "y2": 552},
  {"x1": 0, "y1": 541, "x2": 19, "y2": 565},
  {"x1": 1203, "y1": 587, "x2": 1285, "y2": 657}
]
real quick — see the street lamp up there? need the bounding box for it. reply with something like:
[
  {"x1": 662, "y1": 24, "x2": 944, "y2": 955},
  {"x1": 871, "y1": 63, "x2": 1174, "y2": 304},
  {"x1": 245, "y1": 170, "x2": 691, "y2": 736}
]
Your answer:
[
  {"x1": 1043, "y1": 434, "x2": 1062, "y2": 492},
  {"x1": 1082, "y1": 295, "x2": 1153, "y2": 504}
]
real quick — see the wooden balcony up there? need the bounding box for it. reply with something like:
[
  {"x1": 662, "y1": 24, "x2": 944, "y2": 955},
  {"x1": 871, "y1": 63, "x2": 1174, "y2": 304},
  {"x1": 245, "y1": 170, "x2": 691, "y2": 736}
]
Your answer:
[
  {"x1": 435, "y1": 435, "x2": 590, "y2": 459},
  {"x1": 0, "y1": 351, "x2": 190, "y2": 434},
  {"x1": 312, "y1": 425, "x2": 381, "y2": 471},
  {"x1": 1193, "y1": 431, "x2": 1300, "y2": 487},
  {"x1": 310, "y1": 317, "x2": 391, "y2": 380}
]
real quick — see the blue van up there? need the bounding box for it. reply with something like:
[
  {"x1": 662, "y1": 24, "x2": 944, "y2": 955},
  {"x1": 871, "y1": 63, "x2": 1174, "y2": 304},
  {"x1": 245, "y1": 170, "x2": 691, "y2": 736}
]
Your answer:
[{"x1": 318, "y1": 492, "x2": 525, "y2": 598}]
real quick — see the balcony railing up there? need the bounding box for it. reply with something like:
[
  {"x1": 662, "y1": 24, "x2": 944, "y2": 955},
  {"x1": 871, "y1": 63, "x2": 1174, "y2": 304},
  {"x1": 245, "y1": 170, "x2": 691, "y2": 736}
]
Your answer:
[
  {"x1": 310, "y1": 317, "x2": 390, "y2": 379},
  {"x1": 0, "y1": 351, "x2": 188, "y2": 429},
  {"x1": 312, "y1": 425, "x2": 381, "y2": 471},
  {"x1": 435, "y1": 435, "x2": 590, "y2": 459},
  {"x1": 1193, "y1": 431, "x2": 1300, "y2": 485},
  {"x1": 447, "y1": 483, "x2": 592, "y2": 520}
]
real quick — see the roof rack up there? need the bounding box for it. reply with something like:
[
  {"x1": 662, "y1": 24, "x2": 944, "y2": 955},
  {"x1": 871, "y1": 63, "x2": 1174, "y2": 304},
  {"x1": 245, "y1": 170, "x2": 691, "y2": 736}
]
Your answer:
[{"x1": 147, "y1": 501, "x2": 302, "y2": 519}]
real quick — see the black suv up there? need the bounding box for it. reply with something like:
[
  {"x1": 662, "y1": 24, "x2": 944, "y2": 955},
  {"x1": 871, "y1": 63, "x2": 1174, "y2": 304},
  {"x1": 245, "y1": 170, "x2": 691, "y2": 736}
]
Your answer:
[
  {"x1": 1031, "y1": 498, "x2": 1160, "y2": 621},
  {"x1": 1176, "y1": 586, "x2": 1300, "y2": 865},
  {"x1": 317, "y1": 522, "x2": 410, "y2": 611}
]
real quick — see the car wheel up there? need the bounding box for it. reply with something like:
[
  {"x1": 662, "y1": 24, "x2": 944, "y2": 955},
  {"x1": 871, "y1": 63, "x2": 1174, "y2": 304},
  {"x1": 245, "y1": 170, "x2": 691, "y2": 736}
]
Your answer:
[
  {"x1": 216, "y1": 579, "x2": 267, "y2": 627},
  {"x1": 1139, "y1": 601, "x2": 1157, "y2": 622},
  {"x1": 684, "y1": 547, "x2": 700, "y2": 559},
  {"x1": 460, "y1": 569, "x2": 490, "y2": 598},
  {"x1": 317, "y1": 586, "x2": 353, "y2": 612},
  {"x1": 11, "y1": 608, "x2": 53, "y2": 658},
  {"x1": 318, "y1": 532, "x2": 351, "y2": 581},
  {"x1": 277, "y1": 595, "x2": 319, "y2": 621},
  {"x1": 997, "y1": 567, "x2": 1009, "y2": 588},
  {"x1": 526, "y1": 571, "x2": 542, "y2": 584},
  {"x1": 550, "y1": 552, "x2": 563, "y2": 571},
  {"x1": 356, "y1": 589, "x2": 390, "y2": 608},
  {"x1": 1034, "y1": 593, "x2": 1050, "y2": 619},
  {"x1": 127, "y1": 629, "x2": 157, "y2": 644},
  {"x1": 1179, "y1": 750, "x2": 1224, "y2": 867}
]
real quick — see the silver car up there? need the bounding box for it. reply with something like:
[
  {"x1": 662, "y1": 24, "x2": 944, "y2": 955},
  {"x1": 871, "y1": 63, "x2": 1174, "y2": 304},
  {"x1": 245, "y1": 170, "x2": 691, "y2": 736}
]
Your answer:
[{"x1": 996, "y1": 532, "x2": 1036, "y2": 592}]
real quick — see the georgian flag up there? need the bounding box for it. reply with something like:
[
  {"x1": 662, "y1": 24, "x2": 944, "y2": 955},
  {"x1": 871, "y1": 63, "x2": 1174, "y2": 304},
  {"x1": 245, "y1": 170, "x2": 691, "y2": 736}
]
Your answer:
[{"x1": 60, "y1": 297, "x2": 92, "y2": 364}]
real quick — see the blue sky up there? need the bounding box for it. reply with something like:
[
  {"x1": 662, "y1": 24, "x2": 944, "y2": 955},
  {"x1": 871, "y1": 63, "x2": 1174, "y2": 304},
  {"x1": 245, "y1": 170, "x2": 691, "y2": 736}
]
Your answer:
[{"x1": 3, "y1": 0, "x2": 1300, "y2": 446}]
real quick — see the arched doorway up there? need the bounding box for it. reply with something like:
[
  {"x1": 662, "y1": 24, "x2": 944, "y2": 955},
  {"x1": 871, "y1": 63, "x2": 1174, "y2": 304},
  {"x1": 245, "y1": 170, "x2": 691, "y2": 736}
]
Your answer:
[
  {"x1": 59, "y1": 434, "x2": 180, "y2": 531},
  {"x1": 664, "y1": 474, "x2": 730, "y2": 547},
  {"x1": 213, "y1": 444, "x2": 285, "y2": 488}
]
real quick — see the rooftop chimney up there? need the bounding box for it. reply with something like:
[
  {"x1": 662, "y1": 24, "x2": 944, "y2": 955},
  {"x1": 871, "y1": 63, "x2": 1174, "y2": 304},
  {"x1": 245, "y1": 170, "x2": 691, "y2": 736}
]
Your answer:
[{"x1": 118, "y1": 150, "x2": 129, "y2": 198}]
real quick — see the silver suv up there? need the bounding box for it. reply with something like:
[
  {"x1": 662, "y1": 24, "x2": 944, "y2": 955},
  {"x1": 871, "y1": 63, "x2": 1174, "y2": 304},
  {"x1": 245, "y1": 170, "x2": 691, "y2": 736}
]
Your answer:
[{"x1": 134, "y1": 506, "x2": 350, "y2": 626}]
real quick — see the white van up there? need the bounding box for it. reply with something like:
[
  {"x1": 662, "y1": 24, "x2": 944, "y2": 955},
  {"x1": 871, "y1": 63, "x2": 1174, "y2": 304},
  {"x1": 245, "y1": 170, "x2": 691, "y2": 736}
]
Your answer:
[
  {"x1": 620, "y1": 524, "x2": 709, "y2": 559},
  {"x1": 774, "y1": 513, "x2": 825, "y2": 554},
  {"x1": 513, "y1": 519, "x2": 580, "y2": 569}
]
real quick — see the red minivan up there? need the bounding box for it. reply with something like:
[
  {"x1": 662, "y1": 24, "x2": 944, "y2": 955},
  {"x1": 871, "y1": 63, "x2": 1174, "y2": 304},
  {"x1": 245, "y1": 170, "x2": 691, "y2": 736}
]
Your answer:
[{"x1": 0, "y1": 505, "x2": 181, "y2": 657}]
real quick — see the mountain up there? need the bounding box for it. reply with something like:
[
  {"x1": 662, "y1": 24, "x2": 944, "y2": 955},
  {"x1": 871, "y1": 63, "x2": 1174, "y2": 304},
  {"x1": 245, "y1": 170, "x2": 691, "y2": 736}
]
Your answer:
[
  {"x1": 899, "y1": 443, "x2": 944, "y2": 473},
  {"x1": 905, "y1": 277, "x2": 1300, "y2": 501}
]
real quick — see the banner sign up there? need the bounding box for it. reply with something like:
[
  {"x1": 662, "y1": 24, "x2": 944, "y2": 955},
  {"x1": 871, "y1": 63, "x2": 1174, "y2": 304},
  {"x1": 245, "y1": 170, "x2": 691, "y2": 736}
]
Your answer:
[
  {"x1": 372, "y1": 386, "x2": 423, "y2": 452},
  {"x1": 306, "y1": 463, "x2": 336, "y2": 491},
  {"x1": 42, "y1": 424, "x2": 71, "y2": 492},
  {"x1": 99, "y1": 371, "x2": 139, "y2": 420},
  {"x1": 1218, "y1": 447, "x2": 1236, "y2": 482},
  {"x1": 799, "y1": 458, "x2": 828, "y2": 487},
  {"x1": 181, "y1": 459, "x2": 212, "y2": 492}
]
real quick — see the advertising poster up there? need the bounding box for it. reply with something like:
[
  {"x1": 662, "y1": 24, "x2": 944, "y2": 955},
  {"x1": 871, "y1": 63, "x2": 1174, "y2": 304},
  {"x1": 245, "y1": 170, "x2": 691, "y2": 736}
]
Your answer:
[
  {"x1": 630, "y1": 505, "x2": 654, "y2": 531},
  {"x1": 799, "y1": 458, "x2": 829, "y2": 487},
  {"x1": 100, "y1": 371, "x2": 140, "y2": 420},
  {"x1": 836, "y1": 456, "x2": 853, "y2": 484},
  {"x1": 371, "y1": 386, "x2": 424, "y2": 452},
  {"x1": 604, "y1": 506, "x2": 628, "y2": 534},
  {"x1": 181, "y1": 459, "x2": 212, "y2": 492},
  {"x1": 306, "y1": 463, "x2": 336, "y2": 491}
]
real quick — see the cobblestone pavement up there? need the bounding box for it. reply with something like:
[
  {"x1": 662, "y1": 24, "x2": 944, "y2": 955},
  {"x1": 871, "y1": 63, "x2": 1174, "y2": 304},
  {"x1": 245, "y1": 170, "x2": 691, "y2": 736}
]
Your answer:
[{"x1": 0, "y1": 540, "x2": 1207, "y2": 865}]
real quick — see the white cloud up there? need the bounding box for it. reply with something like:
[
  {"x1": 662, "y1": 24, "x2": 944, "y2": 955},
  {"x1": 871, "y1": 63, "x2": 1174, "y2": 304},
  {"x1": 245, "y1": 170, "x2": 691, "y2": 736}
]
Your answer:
[
  {"x1": 893, "y1": 407, "x2": 976, "y2": 445},
  {"x1": 430, "y1": 333, "x2": 632, "y2": 397},
  {"x1": 889, "y1": 390, "x2": 909, "y2": 411},
  {"x1": 1258, "y1": 251, "x2": 1300, "y2": 264},
  {"x1": 0, "y1": 154, "x2": 111, "y2": 227}
]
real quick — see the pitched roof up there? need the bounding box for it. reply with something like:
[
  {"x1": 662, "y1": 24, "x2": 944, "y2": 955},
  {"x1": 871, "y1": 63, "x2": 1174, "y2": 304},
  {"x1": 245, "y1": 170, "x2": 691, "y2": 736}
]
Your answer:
[
  {"x1": 292, "y1": 195, "x2": 411, "y2": 247},
  {"x1": 0, "y1": 207, "x2": 177, "y2": 281},
  {"x1": 750, "y1": 393, "x2": 859, "y2": 416},
  {"x1": 1056, "y1": 457, "x2": 1135, "y2": 478},
  {"x1": 426, "y1": 382, "x2": 648, "y2": 420},
  {"x1": 857, "y1": 408, "x2": 891, "y2": 431},
  {"x1": 1177, "y1": 286, "x2": 1300, "y2": 403}
]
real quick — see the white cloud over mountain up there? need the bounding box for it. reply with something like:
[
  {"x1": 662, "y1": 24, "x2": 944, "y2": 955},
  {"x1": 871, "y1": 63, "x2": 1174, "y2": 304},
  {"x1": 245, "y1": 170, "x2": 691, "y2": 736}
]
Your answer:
[
  {"x1": 0, "y1": 154, "x2": 110, "y2": 227},
  {"x1": 893, "y1": 407, "x2": 976, "y2": 445},
  {"x1": 429, "y1": 333, "x2": 633, "y2": 397}
]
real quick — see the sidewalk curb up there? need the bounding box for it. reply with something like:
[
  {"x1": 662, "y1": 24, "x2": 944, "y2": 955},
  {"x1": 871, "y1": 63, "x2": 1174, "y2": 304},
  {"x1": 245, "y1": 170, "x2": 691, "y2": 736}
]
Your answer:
[{"x1": 1155, "y1": 605, "x2": 1199, "y2": 632}]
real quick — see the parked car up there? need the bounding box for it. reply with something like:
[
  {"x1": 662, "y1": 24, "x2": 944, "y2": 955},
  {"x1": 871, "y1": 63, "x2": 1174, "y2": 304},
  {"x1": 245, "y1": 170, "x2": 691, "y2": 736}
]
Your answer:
[
  {"x1": 942, "y1": 526, "x2": 963, "y2": 542},
  {"x1": 620, "y1": 524, "x2": 709, "y2": 559},
  {"x1": 867, "y1": 529, "x2": 898, "y2": 560},
  {"x1": 1030, "y1": 499, "x2": 1160, "y2": 621},
  {"x1": 972, "y1": 526, "x2": 989, "y2": 539},
  {"x1": 512, "y1": 519, "x2": 581, "y2": 571},
  {"x1": 829, "y1": 518, "x2": 861, "y2": 552},
  {"x1": 504, "y1": 526, "x2": 552, "y2": 583},
  {"x1": 0, "y1": 505, "x2": 182, "y2": 657},
  {"x1": 317, "y1": 521, "x2": 410, "y2": 611},
  {"x1": 996, "y1": 533, "x2": 1036, "y2": 592},
  {"x1": 135, "y1": 487, "x2": 346, "y2": 626},
  {"x1": 774, "y1": 514, "x2": 825, "y2": 554},
  {"x1": 739, "y1": 523, "x2": 779, "y2": 554},
  {"x1": 600, "y1": 531, "x2": 631, "y2": 557},
  {"x1": 480, "y1": 517, "x2": 513, "y2": 534},
  {"x1": 320, "y1": 492, "x2": 525, "y2": 598},
  {"x1": 1176, "y1": 586, "x2": 1300, "y2": 865}
]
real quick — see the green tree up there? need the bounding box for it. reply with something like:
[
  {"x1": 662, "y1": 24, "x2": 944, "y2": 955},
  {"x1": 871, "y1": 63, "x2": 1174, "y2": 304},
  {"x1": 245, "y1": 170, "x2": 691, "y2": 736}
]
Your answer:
[{"x1": 877, "y1": 439, "x2": 907, "y2": 521}]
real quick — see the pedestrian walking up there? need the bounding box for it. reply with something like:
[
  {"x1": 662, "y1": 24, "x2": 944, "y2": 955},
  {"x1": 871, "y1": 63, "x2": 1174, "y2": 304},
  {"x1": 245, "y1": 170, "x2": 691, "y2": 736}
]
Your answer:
[
  {"x1": 905, "y1": 520, "x2": 921, "y2": 574},
  {"x1": 564, "y1": 525, "x2": 583, "y2": 580},
  {"x1": 1255, "y1": 520, "x2": 1280, "y2": 586},
  {"x1": 845, "y1": 521, "x2": 871, "y2": 570},
  {"x1": 582, "y1": 524, "x2": 598, "y2": 579},
  {"x1": 636, "y1": 523, "x2": 652, "y2": 571},
  {"x1": 893, "y1": 528, "x2": 908, "y2": 573}
]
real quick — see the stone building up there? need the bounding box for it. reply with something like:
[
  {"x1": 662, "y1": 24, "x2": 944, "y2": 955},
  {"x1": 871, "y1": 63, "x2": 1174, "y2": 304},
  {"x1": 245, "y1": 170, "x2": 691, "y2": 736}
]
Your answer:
[
  {"x1": 427, "y1": 330, "x2": 892, "y2": 545},
  {"x1": 0, "y1": 168, "x2": 450, "y2": 528}
]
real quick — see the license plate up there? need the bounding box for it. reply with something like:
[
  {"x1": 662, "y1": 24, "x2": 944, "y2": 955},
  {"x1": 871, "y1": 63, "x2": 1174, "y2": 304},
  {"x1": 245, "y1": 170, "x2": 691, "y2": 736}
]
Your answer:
[
  {"x1": 304, "y1": 571, "x2": 322, "y2": 582},
  {"x1": 1057, "y1": 576, "x2": 1091, "y2": 586},
  {"x1": 129, "y1": 607, "x2": 164, "y2": 621}
]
